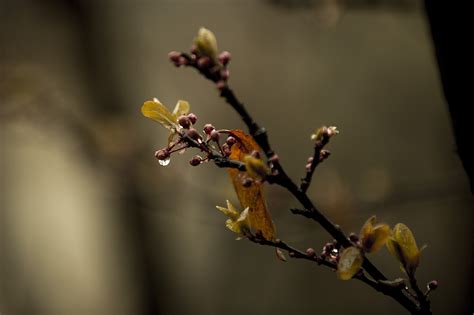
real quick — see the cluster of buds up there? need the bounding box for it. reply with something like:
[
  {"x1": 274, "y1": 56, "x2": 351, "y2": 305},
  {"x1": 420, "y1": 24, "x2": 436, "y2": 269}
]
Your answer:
[
  {"x1": 168, "y1": 27, "x2": 232, "y2": 90},
  {"x1": 321, "y1": 239, "x2": 341, "y2": 263}
]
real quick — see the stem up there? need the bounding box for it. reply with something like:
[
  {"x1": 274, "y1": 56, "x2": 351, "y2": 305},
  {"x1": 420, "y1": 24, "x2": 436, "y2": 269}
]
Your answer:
[
  {"x1": 216, "y1": 85, "x2": 423, "y2": 314},
  {"x1": 179, "y1": 54, "x2": 430, "y2": 314}
]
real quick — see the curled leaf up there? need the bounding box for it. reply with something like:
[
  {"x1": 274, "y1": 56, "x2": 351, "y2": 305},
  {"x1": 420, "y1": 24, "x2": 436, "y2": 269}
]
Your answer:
[
  {"x1": 386, "y1": 223, "x2": 421, "y2": 277},
  {"x1": 359, "y1": 215, "x2": 390, "y2": 253},
  {"x1": 228, "y1": 130, "x2": 276, "y2": 241},
  {"x1": 337, "y1": 247, "x2": 364, "y2": 280},
  {"x1": 243, "y1": 155, "x2": 270, "y2": 180},
  {"x1": 216, "y1": 200, "x2": 250, "y2": 235},
  {"x1": 194, "y1": 27, "x2": 218, "y2": 59}
]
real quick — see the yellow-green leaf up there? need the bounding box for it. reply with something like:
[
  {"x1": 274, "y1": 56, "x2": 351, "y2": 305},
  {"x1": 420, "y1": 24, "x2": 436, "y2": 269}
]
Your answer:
[
  {"x1": 172, "y1": 100, "x2": 190, "y2": 118},
  {"x1": 337, "y1": 247, "x2": 364, "y2": 280},
  {"x1": 359, "y1": 215, "x2": 390, "y2": 253},
  {"x1": 194, "y1": 27, "x2": 218, "y2": 59},
  {"x1": 216, "y1": 200, "x2": 250, "y2": 235},
  {"x1": 141, "y1": 99, "x2": 176, "y2": 130},
  {"x1": 228, "y1": 130, "x2": 276, "y2": 241},
  {"x1": 386, "y1": 223, "x2": 421, "y2": 277}
]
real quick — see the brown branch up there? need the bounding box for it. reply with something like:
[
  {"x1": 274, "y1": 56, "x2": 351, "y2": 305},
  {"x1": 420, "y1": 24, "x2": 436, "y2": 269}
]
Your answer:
[{"x1": 176, "y1": 51, "x2": 428, "y2": 315}]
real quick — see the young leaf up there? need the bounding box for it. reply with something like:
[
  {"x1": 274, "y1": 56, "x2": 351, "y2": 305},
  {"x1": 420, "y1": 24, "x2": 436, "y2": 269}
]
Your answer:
[
  {"x1": 359, "y1": 215, "x2": 390, "y2": 253},
  {"x1": 227, "y1": 130, "x2": 276, "y2": 241},
  {"x1": 194, "y1": 27, "x2": 218, "y2": 59},
  {"x1": 337, "y1": 247, "x2": 364, "y2": 280},
  {"x1": 386, "y1": 223, "x2": 421, "y2": 277},
  {"x1": 141, "y1": 99, "x2": 177, "y2": 130}
]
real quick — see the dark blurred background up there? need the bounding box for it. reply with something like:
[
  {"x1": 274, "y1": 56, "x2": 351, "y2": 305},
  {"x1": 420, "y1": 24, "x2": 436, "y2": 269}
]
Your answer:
[{"x1": 1, "y1": 1, "x2": 472, "y2": 314}]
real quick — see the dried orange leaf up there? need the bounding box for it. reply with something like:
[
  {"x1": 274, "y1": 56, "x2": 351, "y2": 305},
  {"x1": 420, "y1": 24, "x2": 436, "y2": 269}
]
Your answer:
[
  {"x1": 227, "y1": 130, "x2": 276, "y2": 241},
  {"x1": 359, "y1": 215, "x2": 390, "y2": 253},
  {"x1": 337, "y1": 247, "x2": 363, "y2": 280}
]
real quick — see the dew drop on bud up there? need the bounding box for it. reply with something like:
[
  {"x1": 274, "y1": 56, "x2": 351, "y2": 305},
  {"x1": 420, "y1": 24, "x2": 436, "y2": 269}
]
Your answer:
[
  {"x1": 330, "y1": 248, "x2": 339, "y2": 260},
  {"x1": 158, "y1": 157, "x2": 171, "y2": 166}
]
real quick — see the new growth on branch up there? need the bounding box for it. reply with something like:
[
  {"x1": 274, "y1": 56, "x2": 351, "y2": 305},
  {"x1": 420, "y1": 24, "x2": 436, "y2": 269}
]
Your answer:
[{"x1": 140, "y1": 27, "x2": 437, "y2": 315}]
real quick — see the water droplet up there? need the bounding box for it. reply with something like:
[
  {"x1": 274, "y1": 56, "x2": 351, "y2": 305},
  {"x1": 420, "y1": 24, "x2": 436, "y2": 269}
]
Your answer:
[
  {"x1": 330, "y1": 248, "x2": 339, "y2": 259},
  {"x1": 159, "y1": 157, "x2": 171, "y2": 166}
]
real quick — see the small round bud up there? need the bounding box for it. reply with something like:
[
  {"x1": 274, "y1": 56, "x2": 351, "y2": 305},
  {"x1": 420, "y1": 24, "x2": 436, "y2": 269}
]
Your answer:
[
  {"x1": 320, "y1": 150, "x2": 331, "y2": 161},
  {"x1": 186, "y1": 128, "x2": 200, "y2": 140},
  {"x1": 323, "y1": 242, "x2": 334, "y2": 253},
  {"x1": 203, "y1": 123, "x2": 215, "y2": 135},
  {"x1": 221, "y1": 143, "x2": 231, "y2": 156},
  {"x1": 349, "y1": 233, "x2": 359, "y2": 242},
  {"x1": 187, "y1": 113, "x2": 198, "y2": 124},
  {"x1": 225, "y1": 136, "x2": 237, "y2": 146},
  {"x1": 178, "y1": 115, "x2": 191, "y2": 129},
  {"x1": 306, "y1": 248, "x2": 316, "y2": 257},
  {"x1": 216, "y1": 80, "x2": 226, "y2": 90},
  {"x1": 210, "y1": 129, "x2": 220, "y2": 142},
  {"x1": 168, "y1": 51, "x2": 181, "y2": 64},
  {"x1": 218, "y1": 51, "x2": 231, "y2": 65},
  {"x1": 307, "y1": 156, "x2": 314, "y2": 164},
  {"x1": 178, "y1": 56, "x2": 188, "y2": 66},
  {"x1": 155, "y1": 149, "x2": 170, "y2": 160},
  {"x1": 197, "y1": 56, "x2": 211, "y2": 69},
  {"x1": 289, "y1": 251, "x2": 296, "y2": 257},
  {"x1": 220, "y1": 69, "x2": 230, "y2": 81},
  {"x1": 189, "y1": 155, "x2": 202, "y2": 166},
  {"x1": 242, "y1": 177, "x2": 253, "y2": 187},
  {"x1": 427, "y1": 280, "x2": 438, "y2": 290},
  {"x1": 305, "y1": 163, "x2": 312, "y2": 172}
]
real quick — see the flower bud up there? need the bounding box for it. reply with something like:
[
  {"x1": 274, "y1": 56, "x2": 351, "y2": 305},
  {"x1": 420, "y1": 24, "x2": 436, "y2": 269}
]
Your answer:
[
  {"x1": 194, "y1": 27, "x2": 218, "y2": 59},
  {"x1": 197, "y1": 56, "x2": 211, "y2": 69},
  {"x1": 187, "y1": 113, "x2": 198, "y2": 124},
  {"x1": 178, "y1": 56, "x2": 188, "y2": 66},
  {"x1": 178, "y1": 115, "x2": 191, "y2": 129},
  {"x1": 155, "y1": 149, "x2": 170, "y2": 160},
  {"x1": 186, "y1": 128, "x2": 200, "y2": 140},
  {"x1": 221, "y1": 143, "x2": 231, "y2": 156},
  {"x1": 427, "y1": 280, "x2": 438, "y2": 290},
  {"x1": 203, "y1": 123, "x2": 215, "y2": 135},
  {"x1": 220, "y1": 69, "x2": 230, "y2": 81},
  {"x1": 306, "y1": 248, "x2": 316, "y2": 257},
  {"x1": 189, "y1": 155, "x2": 202, "y2": 166},
  {"x1": 225, "y1": 136, "x2": 237, "y2": 146},
  {"x1": 216, "y1": 80, "x2": 226, "y2": 90},
  {"x1": 218, "y1": 51, "x2": 231, "y2": 65},
  {"x1": 168, "y1": 51, "x2": 181, "y2": 65},
  {"x1": 349, "y1": 233, "x2": 359, "y2": 242},
  {"x1": 210, "y1": 129, "x2": 220, "y2": 142}
]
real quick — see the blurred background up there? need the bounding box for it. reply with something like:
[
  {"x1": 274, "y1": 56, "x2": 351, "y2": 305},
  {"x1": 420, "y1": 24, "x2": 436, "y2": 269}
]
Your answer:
[{"x1": 1, "y1": 0, "x2": 472, "y2": 314}]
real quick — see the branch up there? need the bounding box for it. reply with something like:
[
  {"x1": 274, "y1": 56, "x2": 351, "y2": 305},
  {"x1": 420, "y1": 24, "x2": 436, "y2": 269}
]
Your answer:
[{"x1": 171, "y1": 47, "x2": 429, "y2": 315}]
